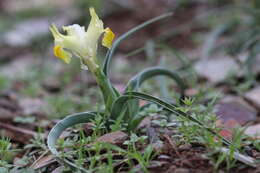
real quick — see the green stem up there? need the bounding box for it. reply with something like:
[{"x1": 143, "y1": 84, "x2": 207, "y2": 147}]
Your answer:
[
  {"x1": 84, "y1": 57, "x2": 118, "y2": 113},
  {"x1": 94, "y1": 68, "x2": 118, "y2": 113}
]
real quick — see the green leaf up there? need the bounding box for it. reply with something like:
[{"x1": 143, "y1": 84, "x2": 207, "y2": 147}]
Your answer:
[
  {"x1": 121, "y1": 66, "x2": 186, "y2": 128},
  {"x1": 47, "y1": 111, "x2": 98, "y2": 172},
  {"x1": 125, "y1": 66, "x2": 186, "y2": 94},
  {"x1": 103, "y1": 12, "x2": 173, "y2": 76},
  {"x1": 110, "y1": 91, "x2": 231, "y2": 146}
]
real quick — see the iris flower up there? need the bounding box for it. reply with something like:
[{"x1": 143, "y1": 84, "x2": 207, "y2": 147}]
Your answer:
[{"x1": 50, "y1": 7, "x2": 115, "y2": 70}]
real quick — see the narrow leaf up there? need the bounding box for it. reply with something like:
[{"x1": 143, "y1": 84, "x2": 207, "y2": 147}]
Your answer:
[{"x1": 103, "y1": 12, "x2": 173, "y2": 76}]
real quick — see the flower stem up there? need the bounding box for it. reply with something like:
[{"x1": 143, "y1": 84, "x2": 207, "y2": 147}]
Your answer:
[{"x1": 94, "y1": 67, "x2": 118, "y2": 113}]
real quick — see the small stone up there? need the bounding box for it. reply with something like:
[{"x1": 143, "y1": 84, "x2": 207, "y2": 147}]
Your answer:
[
  {"x1": 214, "y1": 95, "x2": 257, "y2": 127},
  {"x1": 245, "y1": 86, "x2": 260, "y2": 110},
  {"x1": 195, "y1": 56, "x2": 239, "y2": 83}
]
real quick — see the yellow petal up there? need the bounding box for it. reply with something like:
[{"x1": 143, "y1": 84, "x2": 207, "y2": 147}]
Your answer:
[
  {"x1": 85, "y1": 7, "x2": 104, "y2": 56},
  {"x1": 53, "y1": 45, "x2": 72, "y2": 64},
  {"x1": 102, "y1": 27, "x2": 115, "y2": 49}
]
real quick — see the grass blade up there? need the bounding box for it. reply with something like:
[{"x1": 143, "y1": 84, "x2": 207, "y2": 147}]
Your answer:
[{"x1": 202, "y1": 23, "x2": 232, "y2": 59}]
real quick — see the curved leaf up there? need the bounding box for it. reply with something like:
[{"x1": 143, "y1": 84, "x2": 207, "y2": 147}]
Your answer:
[
  {"x1": 125, "y1": 66, "x2": 186, "y2": 95},
  {"x1": 121, "y1": 67, "x2": 186, "y2": 125},
  {"x1": 47, "y1": 111, "x2": 97, "y2": 172},
  {"x1": 110, "y1": 92, "x2": 232, "y2": 146},
  {"x1": 103, "y1": 12, "x2": 173, "y2": 76}
]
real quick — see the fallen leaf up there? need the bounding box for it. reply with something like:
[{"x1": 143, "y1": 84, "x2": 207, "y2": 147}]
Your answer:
[
  {"x1": 0, "y1": 122, "x2": 38, "y2": 143},
  {"x1": 30, "y1": 155, "x2": 55, "y2": 169},
  {"x1": 96, "y1": 131, "x2": 128, "y2": 145}
]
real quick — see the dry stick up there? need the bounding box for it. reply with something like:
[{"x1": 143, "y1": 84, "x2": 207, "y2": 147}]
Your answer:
[{"x1": 219, "y1": 147, "x2": 257, "y2": 168}]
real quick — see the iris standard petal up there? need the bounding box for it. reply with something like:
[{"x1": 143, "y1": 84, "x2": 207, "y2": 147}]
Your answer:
[{"x1": 85, "y1": 8, "x2": 104, "y2": 56}]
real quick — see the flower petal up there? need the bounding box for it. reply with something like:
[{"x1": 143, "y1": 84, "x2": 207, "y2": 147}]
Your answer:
[
  {"x1": 50, "y1": 24, "x2": 64, "y2": 42},
  {"x1": 85, "y1": 7, "x2": 104, "y2": 56},
  {"x1": 50, "y1": 24, "x2": 86, "y2": 57},
  {"x1": 102, "y1": 27, "x2": 115, "y2": 49},
  {"x1": 62, "y1": 24, "x2": 85, "y2": 39},
  {"x1": 53, "y1": 45, "x2": 72, "y2": 64}
]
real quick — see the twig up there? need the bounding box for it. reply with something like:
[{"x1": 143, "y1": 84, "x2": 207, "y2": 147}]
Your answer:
[{"x1": 219, "y1": 147, "x2": 257, "y2": 168}]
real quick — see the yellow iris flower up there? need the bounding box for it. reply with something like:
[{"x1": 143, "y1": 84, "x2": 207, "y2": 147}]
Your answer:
[{"x1": 50, "y1": 7, "x2": 115, "y2": 69}]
